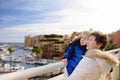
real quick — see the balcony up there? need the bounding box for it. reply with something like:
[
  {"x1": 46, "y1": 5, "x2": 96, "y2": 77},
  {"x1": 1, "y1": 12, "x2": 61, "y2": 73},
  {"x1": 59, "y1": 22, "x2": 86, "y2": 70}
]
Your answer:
[{"x1": 0, "y1": 48, "x2": 120, "y2": 80}]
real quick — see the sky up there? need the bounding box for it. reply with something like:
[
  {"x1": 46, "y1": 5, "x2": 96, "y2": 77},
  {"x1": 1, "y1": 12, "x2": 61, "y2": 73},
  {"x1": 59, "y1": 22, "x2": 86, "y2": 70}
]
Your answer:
[{"x1": 0, "y1": 0, "x2": 120, "y2": 43}]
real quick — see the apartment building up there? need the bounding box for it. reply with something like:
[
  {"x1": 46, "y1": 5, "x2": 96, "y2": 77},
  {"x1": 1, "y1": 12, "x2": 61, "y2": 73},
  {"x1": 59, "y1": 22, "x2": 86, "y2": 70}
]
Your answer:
[
  {"x1": 113, "y1": 30, "x2": 120, "y2": 47},
  {"x1": 24, "y1": 35, "x2": 33, "y2": 47},
  {"x1": 24, "y1": 34, "x2": 69, "y2": 59}
]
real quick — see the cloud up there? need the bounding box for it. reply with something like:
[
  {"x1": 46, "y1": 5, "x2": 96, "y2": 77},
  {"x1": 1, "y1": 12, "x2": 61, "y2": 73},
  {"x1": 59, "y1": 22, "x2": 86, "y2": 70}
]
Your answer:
[
  {"x1": 0, "y1": 0, "x2": 66, "y2": 27},
  {"x1": 0, "y1": 22, "x2": 119, "y2": 43},
  {"x1": 0, "y1": 29, "x2": 25, "y2": 42},
  {"x1": 0, "y1": 16, "x2": 16, "y2": 22},
  {"x1": 49, "y1": 0, "x2": 120, "y2": 33},
  {"x1": 3, "y1": 23, "x2": 80, "y2": 34},
  {"x1": 0, "y1": 0, "x2": 66, "y2": 11}
]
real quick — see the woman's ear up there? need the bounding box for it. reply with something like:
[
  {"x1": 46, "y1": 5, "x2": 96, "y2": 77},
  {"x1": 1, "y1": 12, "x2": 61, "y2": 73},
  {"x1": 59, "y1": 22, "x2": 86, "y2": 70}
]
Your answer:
[{"x1": 97, "y1": 43, "x2": 102, "y2": 48}]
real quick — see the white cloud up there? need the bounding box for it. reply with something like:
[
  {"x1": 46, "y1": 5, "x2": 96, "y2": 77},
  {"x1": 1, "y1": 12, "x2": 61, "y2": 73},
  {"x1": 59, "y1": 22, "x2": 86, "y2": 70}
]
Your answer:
[
  {"x1": 4, "y1": 23, "x2": 83, "y2": 35},
  {"x1": 0, "y1": 0, "x2": 66, "y2": 11},
  {"x1": 50, "y1": 0, "x2": 120, "y2": 33},
  {"x1": 0, "y1": 16, "x2": 16, "y2": 22}
]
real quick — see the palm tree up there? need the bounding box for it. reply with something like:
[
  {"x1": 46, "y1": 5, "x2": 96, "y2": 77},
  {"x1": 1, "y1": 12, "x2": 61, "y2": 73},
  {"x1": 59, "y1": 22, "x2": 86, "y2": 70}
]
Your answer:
[
  {"x1": 32, "y1": 45, "x2": 43, "y2": 66},
  {"x1": 8, "y1": 47, "x2": 14, "y2": 71}
]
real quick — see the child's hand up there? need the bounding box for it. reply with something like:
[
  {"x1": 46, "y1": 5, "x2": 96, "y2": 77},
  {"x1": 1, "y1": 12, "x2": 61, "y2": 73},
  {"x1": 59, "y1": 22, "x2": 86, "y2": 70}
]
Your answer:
[{"x1": 61, "y1": 58, "x2": 68, "y2": 64}]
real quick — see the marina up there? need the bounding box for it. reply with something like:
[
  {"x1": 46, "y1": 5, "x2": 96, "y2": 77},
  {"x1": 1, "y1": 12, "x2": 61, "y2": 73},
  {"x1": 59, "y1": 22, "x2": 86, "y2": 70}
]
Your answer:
[{"x1": 0, "y1": 43, "x2": 58, "y2": 76}]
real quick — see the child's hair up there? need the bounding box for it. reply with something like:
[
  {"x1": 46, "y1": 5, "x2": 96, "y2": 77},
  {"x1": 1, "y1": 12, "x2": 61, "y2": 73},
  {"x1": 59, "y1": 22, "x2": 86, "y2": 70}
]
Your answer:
[
  {"x1": 89, "y1": 32, "x2": 108, "y2": 50},
  {"x1": 81, "y1": 31, "x2": 92, "y2": 39},
  {"x1": 72, "y1": 31, "x2": 91, "y2": 42}
]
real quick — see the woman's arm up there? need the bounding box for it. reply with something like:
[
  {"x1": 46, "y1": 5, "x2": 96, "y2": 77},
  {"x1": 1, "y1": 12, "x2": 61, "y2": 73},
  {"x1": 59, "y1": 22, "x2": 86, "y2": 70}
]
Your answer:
[{"x1": 62, "y1": 57, "x2": 96, "y2": 80}]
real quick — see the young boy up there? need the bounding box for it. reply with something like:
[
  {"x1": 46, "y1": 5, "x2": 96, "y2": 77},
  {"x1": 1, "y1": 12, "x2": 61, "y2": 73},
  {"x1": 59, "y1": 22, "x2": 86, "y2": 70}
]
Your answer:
[{"x1": 62, "y1": 31, "x2": 91, "y2": 76}]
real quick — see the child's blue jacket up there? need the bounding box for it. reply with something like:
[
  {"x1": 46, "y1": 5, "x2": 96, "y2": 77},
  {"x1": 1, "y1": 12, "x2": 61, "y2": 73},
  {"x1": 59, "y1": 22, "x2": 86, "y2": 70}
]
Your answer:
[{"x1": 63, "y1": 39, "x2": 87, "y2": 75}]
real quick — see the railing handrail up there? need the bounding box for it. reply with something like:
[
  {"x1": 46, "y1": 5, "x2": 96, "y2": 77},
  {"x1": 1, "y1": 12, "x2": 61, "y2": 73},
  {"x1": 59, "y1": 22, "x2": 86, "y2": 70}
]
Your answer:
[
  {"x1": 0, "y1": 62, "x2": 66, "y2": 80},
  {"x1": 106, "y1": 48, "x2": 120, "y2": 53},
  {"x1": 0, "y1": 48, "x2": 120, "y2": 80}
]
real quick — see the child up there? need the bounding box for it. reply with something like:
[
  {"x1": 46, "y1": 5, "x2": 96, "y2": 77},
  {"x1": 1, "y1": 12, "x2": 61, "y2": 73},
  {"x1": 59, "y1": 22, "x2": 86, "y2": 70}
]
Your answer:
[{"x1": 62, "y1": 31, "x2": 91, "y2": 76}]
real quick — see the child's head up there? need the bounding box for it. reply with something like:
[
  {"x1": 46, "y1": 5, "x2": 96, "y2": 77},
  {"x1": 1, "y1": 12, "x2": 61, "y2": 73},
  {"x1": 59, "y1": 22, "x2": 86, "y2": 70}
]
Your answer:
[
  {"x1": 87, "y1": 32, "x2": 108, "y2": 50},
  {"x1": 80, "y1": 31, "x2": 91, "y2": 46}
]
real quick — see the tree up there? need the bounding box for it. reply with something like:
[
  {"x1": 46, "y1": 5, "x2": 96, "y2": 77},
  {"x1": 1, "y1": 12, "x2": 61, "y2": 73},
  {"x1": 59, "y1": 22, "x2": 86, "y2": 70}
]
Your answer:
[
  {"x1": 32, "y1": 45, "x2": 43, "y2": 66},
  {"x1": 105, "y1": 40, "x2": 119, "y2": 51},
  {"x1": 8, "y1": 47, "x2": 14, "y2": 71}
]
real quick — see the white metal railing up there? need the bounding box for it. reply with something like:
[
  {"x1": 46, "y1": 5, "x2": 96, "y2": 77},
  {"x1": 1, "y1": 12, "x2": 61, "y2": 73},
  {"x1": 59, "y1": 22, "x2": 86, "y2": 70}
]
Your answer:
[
  {"x1": 0, "y1": 62, "x2": 66, "y2": 80},
  {"x1": 0, "y1": 48, "x2": 120, "y2": 80}
]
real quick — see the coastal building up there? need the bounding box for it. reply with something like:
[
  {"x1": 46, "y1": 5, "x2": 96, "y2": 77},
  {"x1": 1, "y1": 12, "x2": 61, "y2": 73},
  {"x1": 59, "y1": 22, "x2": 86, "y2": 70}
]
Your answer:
[
  {"x1": 32, "y1": 35, "x2": 44, "y2": 46},
  {"x1": 39, "y1": 34, "x2": 68, "y2": 59},
  {"x1": 113, "y1": 29, "x2": 120, "y2": 47},
  {"x1": 24, "y1": 34, "x2": 69, "y2": 59},
  {"x1": 107, "y1": 29, "x2": 120, "y2": 48},
  {"x1": 24, "y1": 35, "x2": 33, "y2": 47},
  {"x1": 108, "y1": 32, "x2": 115, "y2": 41}
]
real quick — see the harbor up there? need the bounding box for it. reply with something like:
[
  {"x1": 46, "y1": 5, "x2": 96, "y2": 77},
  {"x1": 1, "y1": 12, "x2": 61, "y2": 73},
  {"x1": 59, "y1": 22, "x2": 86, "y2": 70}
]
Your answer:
[{"x1": 0, "y1": 43, "x2": 60, "y2": 78}]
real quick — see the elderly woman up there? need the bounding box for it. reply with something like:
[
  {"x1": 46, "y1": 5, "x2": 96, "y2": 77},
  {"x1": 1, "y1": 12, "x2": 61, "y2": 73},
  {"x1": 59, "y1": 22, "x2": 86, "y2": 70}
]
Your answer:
[{"x1": 63, "y1": 32, "x2": 119, "y2": 80}]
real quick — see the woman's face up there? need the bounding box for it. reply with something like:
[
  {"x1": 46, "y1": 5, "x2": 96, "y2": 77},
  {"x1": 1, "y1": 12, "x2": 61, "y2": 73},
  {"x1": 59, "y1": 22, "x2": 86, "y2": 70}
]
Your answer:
[{"x1": 86, "y1": 35, "x2": 100, "y2": 50}]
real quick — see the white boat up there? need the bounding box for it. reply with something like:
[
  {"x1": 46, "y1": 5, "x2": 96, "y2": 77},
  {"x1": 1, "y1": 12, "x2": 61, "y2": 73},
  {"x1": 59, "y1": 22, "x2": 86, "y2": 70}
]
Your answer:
[
  {"x1": 0, "y1": 48, "x2": 8, "y2": 54},
  {"x1": 0, "y1": 63, "x2": 24, "y2": 74}
]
